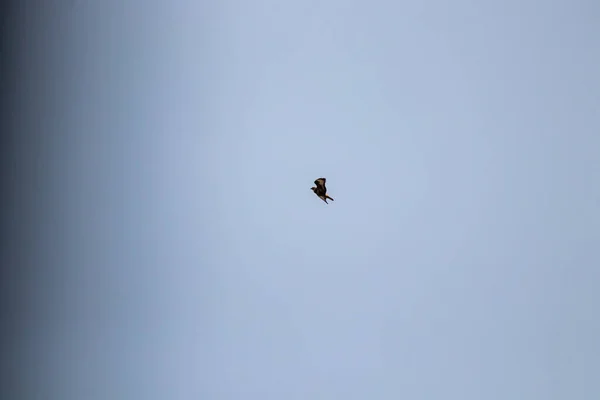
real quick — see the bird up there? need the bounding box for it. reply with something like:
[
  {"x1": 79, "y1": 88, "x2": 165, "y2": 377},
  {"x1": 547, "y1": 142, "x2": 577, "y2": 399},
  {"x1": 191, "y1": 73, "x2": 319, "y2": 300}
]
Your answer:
[{"x1": 311, "y1": 178, "x2": 334, "y2": 204}]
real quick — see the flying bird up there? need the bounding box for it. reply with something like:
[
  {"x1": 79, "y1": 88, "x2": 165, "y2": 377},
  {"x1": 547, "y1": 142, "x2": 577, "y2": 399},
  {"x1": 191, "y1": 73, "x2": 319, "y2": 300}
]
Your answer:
[{"x1": 311, "y1": 178, "x2": 334, "y2": 204}]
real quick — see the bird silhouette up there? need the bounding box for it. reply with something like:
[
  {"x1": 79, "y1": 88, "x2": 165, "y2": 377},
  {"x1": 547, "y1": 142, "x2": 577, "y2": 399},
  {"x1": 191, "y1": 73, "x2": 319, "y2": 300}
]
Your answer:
[{"x1": 311, "y1": 178, "x2": 334, "y2": 204}]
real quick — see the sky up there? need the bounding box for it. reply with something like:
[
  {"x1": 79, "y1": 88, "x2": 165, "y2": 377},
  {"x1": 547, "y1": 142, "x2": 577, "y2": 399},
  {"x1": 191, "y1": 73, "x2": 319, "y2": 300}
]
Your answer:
[{"x1": 2, "y1": 0, "x2": 600, "y2": 399}]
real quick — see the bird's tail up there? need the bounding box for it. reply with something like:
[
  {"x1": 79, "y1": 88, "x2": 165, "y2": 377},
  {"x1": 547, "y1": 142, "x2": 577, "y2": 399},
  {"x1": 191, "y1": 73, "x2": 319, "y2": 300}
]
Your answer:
[{"x1": 326, "y1": 195, "x2": 334, "y2": 201}]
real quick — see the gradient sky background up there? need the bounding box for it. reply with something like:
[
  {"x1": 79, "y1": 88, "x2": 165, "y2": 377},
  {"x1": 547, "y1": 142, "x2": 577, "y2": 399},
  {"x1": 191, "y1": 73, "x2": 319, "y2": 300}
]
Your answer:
[{"x1": 3, "y1": 0, "x2": 600, "y2": 399}]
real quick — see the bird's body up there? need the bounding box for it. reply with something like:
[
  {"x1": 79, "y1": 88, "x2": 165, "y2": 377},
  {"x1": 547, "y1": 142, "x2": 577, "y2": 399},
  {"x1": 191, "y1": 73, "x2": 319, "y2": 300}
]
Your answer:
[{"x1": 311, "y1": 178, "x2": 334, "y2": 204}]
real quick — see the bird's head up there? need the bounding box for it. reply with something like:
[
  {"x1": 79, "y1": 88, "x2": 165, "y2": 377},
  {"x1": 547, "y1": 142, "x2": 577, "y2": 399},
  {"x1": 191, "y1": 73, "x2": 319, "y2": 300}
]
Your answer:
[{"x1": 310, "y1": 186, "x2": 316, "y2": 192}]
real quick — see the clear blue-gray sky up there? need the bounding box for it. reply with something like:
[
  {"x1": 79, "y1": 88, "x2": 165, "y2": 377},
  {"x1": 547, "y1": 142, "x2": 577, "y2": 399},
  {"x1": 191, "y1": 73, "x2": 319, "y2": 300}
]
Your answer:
[{"x1": 5, "y1": 0, "x2": 600, "y2": 399}]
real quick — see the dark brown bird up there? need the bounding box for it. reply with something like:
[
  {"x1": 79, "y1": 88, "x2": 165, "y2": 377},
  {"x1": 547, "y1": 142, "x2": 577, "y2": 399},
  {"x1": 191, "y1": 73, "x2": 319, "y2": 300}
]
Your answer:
[{"x1": 311, "y1": 178, "x2": 334, "y2": 204}]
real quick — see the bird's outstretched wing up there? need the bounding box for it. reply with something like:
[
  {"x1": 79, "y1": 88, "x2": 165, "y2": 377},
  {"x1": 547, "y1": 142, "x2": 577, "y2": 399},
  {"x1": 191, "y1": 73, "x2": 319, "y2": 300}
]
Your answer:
[{"x1": 314, "y1": 178, "x2": 327, "y2": 191}]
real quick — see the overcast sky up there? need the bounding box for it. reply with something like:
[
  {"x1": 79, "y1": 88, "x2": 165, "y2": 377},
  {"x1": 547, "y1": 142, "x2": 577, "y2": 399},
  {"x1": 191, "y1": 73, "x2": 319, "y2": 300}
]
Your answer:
[{"x1": 4, "y1": 0, "x2": 600, "y2": 399}]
